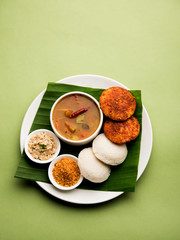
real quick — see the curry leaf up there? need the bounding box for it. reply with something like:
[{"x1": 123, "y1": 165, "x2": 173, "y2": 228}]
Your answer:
[{"x1": 38, "y1": 143, "x2": 47, "y2": 149}]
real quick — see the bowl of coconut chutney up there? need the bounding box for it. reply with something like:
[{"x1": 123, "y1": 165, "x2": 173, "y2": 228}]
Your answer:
[{"x1": 24, "y1": 129, "x2": 61, "y2": 164}]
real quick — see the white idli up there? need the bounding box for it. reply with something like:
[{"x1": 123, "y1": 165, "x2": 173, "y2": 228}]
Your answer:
[
  {"x1": 78, "y1": 147, "x2": 111, "y2": 183},
  {"x1": 92, "y1": 133, "x2": 128, "y2": 166}
]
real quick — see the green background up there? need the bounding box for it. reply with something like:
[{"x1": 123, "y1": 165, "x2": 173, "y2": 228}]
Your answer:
[{"x1": 0, "y1": 0, "x2": 179, "y2": 239}]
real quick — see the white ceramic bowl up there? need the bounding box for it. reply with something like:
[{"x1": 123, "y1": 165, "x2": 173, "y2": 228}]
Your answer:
[
  {"x1": 24, "y1": 129, "x2": 61, "y2": 164},
  {"x1": 50, "y1": 91, "x2": 103, "y2": 146},
  {"x1": 48, "y1": 154, "x2": 83, "y2": 191}
]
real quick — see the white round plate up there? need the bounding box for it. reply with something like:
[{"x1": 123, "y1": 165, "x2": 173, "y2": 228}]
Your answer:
[{"x1": 20, "y1": 74, "x2": 153, "y2": 204}]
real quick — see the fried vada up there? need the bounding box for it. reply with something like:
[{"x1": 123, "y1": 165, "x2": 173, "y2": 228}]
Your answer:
[
  {"x1": 103, "y1": 116, "x2": 140, "y2": 144},
  {"x1": 99, "y1": 87, "x2": 136, "y2": 121}
]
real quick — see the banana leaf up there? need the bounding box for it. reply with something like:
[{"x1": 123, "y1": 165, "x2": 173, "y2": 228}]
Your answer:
[{"x1": 15, "y1": 82, "x2": 142, "y2": 192}]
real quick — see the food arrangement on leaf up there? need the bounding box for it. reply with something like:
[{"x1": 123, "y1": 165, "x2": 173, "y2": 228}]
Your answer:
[{"x1": 16, "y1": 82, "x2": 142, "y2": 192}]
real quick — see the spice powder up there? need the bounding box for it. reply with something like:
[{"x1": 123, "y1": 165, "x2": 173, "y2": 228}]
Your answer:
[{"x1": 52, "y1": 157, "x2": 81, "y2": 187}]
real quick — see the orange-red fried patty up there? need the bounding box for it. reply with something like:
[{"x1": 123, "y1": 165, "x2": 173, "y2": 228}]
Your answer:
[
  {"x1": 103, "y1": 116, "x2": 140, "y2": 144},
  {"x1": 99, "y1": 87, "x2": 136, "y2": 121}
]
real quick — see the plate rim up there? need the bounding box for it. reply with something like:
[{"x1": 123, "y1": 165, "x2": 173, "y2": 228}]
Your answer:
[{"x1": 20, "y1": 74, "x2": 153, "y2": 204}]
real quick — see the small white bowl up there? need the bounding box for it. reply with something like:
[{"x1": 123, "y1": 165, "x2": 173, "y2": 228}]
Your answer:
[
  {"x1": 48, "y1": 154, "x2": 83, "y2": 191},
  {"x1": 50, "y1": 91, "x2": 103, "y2": 146},
  {"x1": 24, "y1": 129, "x2": 61, "y2": 164}
]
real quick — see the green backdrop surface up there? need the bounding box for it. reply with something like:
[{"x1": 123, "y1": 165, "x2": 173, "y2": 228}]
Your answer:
[{"x1": 0, "y1": 1, "x2": 179, "y2": 240}]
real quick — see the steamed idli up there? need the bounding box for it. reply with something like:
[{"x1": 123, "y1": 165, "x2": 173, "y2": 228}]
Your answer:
[
  {"x1": 78, "y1": 147, "x2": 111, "y2": 183},
  {"x1": 92, "y1": 133, "x2": 128, "y2": 165}
]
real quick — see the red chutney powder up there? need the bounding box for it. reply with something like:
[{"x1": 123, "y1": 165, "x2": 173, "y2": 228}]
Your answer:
[{"x1": 52, "y1": 157, "x2": 81, "y2": 187}]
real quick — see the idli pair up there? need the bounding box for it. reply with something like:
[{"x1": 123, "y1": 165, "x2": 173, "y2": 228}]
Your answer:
[{"x1": 78, "y1": 133, "x2": 128, "y2": 183}]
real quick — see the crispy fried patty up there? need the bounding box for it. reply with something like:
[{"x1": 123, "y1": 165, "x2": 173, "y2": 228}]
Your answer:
[
  {"x1": 103, "y1": 116, "x2": 140, "y2": 144},
  {"x1": 99, "y1": 87, "x2": 136, "y2": 121}
]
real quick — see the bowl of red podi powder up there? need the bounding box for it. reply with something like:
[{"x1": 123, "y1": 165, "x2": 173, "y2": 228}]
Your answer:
[{"x1": 48, "y1": 154, "x2": 83, "y2": 190}]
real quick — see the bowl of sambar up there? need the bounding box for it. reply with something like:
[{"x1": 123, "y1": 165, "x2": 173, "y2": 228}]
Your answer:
[{"x1": 50, "y1": 91, "x2": 103, "y2": 146}]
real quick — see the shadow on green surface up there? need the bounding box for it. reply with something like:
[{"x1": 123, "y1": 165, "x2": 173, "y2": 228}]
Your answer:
[{"x1": 15, "y1": 178, "x2": 134, "y2": 209}]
